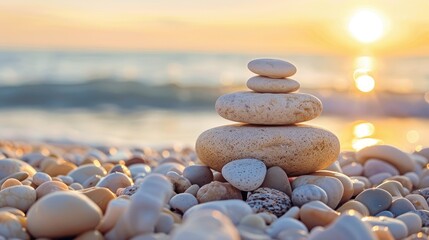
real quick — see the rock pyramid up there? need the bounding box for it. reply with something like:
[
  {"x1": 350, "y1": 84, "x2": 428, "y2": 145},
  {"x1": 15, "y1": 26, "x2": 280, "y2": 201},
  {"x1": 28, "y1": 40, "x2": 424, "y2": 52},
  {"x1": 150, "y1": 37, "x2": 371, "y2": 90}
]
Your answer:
[{"x1": 196, "y1": 58, "x2": 340, "y2": 176}]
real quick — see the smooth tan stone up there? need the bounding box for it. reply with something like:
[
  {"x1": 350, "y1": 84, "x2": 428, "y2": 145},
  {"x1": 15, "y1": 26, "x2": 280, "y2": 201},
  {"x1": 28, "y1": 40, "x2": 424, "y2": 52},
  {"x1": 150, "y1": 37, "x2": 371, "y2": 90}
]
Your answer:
[
  {"x1": 292, "y1": 175, "x2": 344, "y2": 209},
  {"x1": 75, "y1": 230, "x2": 104, "y2": 240},
  {"x1": 351, "y1": 176, "x2": 371, "y2": 189},
  {"x1": 356, "y1": 145, "x2": 414, "y2": 174},
  {"x1": 0, "y1": 185, "x2": 36, "y2": 212},
  {"x1": 1, "y1": 178, "x2": 22, "y2": 190},
  {"x1": 281, "y1": 206, "x2": 300, "y2": 219},
  {"x1": 246, "y1": 76, "x2": 300, "y2": 93},
  {"x1": 323, "y1": 160, "x2": 342, "y2": 173},
  {"x1": 32, "y1": 172, "x2": 52, "y2": 186},
  {"x1": 376, "y1": 180, "x2": 406, "y2": 197},
  {"x1": 362, "y1": 216, "x2": 408, "y2": 240},
  {"x1": 363, "y1": 159, "x2": 399, "y2": 177},
  {"x1": 300, "y1": 201, "x2": 340, "y2": 229},
  {"x1": 248, "y1": 59, "x2": 297, "y2": 78},
  {"x1": 312, "y1": 170, "x2": 354, "y2": 204},
  {"x1": 261, "y1": 166, "x2": 292, "y2": 195},
  {"x1": 267, "y1": 217, "x2": 307, "y2": 238},
  {"x1": 197, "y1": 181, "x2": 242, "y2": 203},
  {"x1": 215, "y1": 92, "x2": 322, "y2": 125},
  {"x1": 97, "y1": 198, "x2": 130, "y2": 233},
  {"x1": 387, "y1": 176, "x2": 413, "y2": 191},
  {"x1": 36, "y1": 180, "x2": 69, "y2": 199},
  {"x1": 68, "y1": 165, "x2": 107, "y2": 184},
  {"x1": 42, "y1": 159, "x2": 77, "y2": 177},
  {"x1": 372, "y1": 226, "x2": 395, "y2": 240},
  {"x1": 342, "y1": 162, "x2": 363, "y2": 176},
  {"x1": 351, "y1": 178, "x2": 365, "y2": 197},
  {"x1": 0, "y1": 158, "x2": 36, "y2": 179},
  {"x1": 337, "y1": 200, "x2": 370, "y2": 216},
  {"x1": 196, "y1": 124, "x2": 340, "y2": 176},
  {"x1": 80, "y1": 187, "x2": 116, "y2": 213},
  {"x1": 96, "y1": 172, "x2": 133, "y2": 193},
  {"x1": 0, "y1": 172, "x2": 29, "y2": 187},
  {"x1": 27, "y1": 191, "x2": 102, "y2": 238}
]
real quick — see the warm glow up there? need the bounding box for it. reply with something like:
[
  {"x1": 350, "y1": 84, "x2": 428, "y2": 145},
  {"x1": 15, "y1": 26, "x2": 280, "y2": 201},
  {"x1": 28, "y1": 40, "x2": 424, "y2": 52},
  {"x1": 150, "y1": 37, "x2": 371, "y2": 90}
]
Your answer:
[
  {"x1": 354, "y1": 75, "x2": 375, "y2": 92},
  {"x1": 352, "y1": 138, "x2": 381, "y2": 151},
  {"x1": 348, "y1": 9, "x2": 385, "y2": 43},
  {"x1": 353, "y1": 122, "x2": 375, "y2": 138},
  {"x1": 406, "y1": 130, "x2": 420, "y2": 143}
]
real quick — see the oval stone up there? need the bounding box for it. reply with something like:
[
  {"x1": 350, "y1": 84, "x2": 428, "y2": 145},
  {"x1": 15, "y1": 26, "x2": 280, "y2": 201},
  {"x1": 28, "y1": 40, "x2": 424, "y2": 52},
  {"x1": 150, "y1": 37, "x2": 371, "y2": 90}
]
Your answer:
[
  {"x1": 355, "y1": 188, "x2": 393, "y2": 216},
  {"x1": 248, "y1": 59, "x2": 297, "y2": 78},
  {"x1": 356, "y1": 145, "x2": 414, "y2": 174},
  {"x1": 222, "y1": 158, "x2": 267, "y2": 191},
  {"x1": 246, "y1": 76, "x2": 300, "y2": 93},
  {"x1": 215, "y1": 92, "x2": 322, "y2": 125},
  {"x1": 0, "y1": 158, "x2": 36, "y2": 179},
  {"x1": 196, "y1": 124, "x2": 340, "y2": 176}
]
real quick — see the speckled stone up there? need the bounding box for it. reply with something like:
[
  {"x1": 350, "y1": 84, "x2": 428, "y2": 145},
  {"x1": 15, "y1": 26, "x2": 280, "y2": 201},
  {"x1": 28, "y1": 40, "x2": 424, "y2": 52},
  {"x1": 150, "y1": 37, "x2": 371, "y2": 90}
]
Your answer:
[
  {"x1": 355, "y1": 188, "x2": 393, "y2": 216},
  {"x1": 117, "y1": 185, "x2": 139, "y2": 196},
  {"x1": 246, "y1": 76, "x2": 300, "y2": 93},
  {"x1": 260, "y1": 166, "x2": 292, "y2": 195},
  {"x1": 197, "y1": 181, "x2": 242, "y2": 203},
  {"x1": 356, "y1": 145, "x2": 414, "y2": 174},
  {"x1": 222, "y1": 159, "x2": 267, "y2": 191},
  {"x1": 246, "y1": 188, "x2": 292, "y2": 217},
  {"x1": 247, "y1": 59, "x2": 297, "y2": 78},
  {"x1": 0, "y1": 185, "x2": 36, "y2": 211},
  {"x1": 183, "y1": 165, "x2": 213, "y2": 187},
  {"x1": 215, "y1": 92, "x2": 322, "y2": 125},
  {"x1": 196, "y1": 124, "x2": 340, "y2": 176},
  {"x1": 291, "y1": 184, "x2": 328, "y2": 207}
]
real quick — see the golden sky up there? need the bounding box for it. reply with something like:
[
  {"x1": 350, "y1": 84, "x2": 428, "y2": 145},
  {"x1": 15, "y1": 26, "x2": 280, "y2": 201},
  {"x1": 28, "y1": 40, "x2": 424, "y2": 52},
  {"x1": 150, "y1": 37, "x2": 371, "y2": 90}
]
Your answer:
[{"x1": 1, "y1": 0, "x2": 429, "y2": 55}]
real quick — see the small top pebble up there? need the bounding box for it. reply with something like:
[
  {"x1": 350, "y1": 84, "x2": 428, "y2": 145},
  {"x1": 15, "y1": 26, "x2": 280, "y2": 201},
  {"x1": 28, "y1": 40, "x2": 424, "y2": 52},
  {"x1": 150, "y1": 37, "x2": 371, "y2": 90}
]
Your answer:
[{"x1": 248, "y1": 59, "x2": 297, "y2": 78}]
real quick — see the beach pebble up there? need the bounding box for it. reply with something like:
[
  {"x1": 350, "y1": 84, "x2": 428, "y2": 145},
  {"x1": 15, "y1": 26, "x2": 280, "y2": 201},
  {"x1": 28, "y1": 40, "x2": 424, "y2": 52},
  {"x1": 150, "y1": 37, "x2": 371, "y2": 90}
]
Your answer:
[
  {"x1": 376, "y1": 210, "x2": 394, "y2": 218},
  {"x1": 363, "y1": 159, "x2": 399, "y2": 178},
  {"x1": 75, "y1": 230, "x2": 104, "y2": 240},
  {"x1": 369, "y1": 172, "x2": 392, "y2": 186},
  {"x1": 97, "y1": 198, "x2": 130, "y2": 233},
  {"x1": 246, "y1": 76, "x2": 300, "y2": 93},
  {"x1": 80, "y1": 187, "x2": 116, "y2": 213},
  {"x1": 413, "y1": 187, "x2": 429, "y2": 199},
  {"x1": 70, "y1": 182, "x2": 84, "y2": 190},
  {"x1": 83, "y1": 175, "x2": 102, "y2": 188},
  {"x1": 216, "y1": 92, "x2": 322, "y2": 125},
  {"x1": 247, "y1": 58, "x2": 297, "y2": 78},
  {"x1": 96, "y1": 172, "x2": 133, "y2": 193},
  {"x1": 337, "y1": 200, "x2": 370, "y2": 216},
  {"x1": 184, "y1": 184, "x2": 199, "y2": 196},
  {"x1": 36, "y1": 180, "x2": 69, "y2": 198},
  {"x1": 183, "y1": 165, "x2": 213, "y2": 187},
  {"x1": 387, "y1": 175, "x2": 413, "y2": 191},
  {"x1": 1, "y1": 178, "x2": 22, "y2": 190},
  {"x1": 117, "y1": 185, "x2": 139, "y2": 196},
  {"x1": 105, "y1": 174, "x2": 173, "y2": 239},
  {"x1": 281, "y1": 206, "x2": 300, "y2": 219},
  {"x1": 109, "y1": 164, "x2": 131, "y2": 177},
  {"x1": 196, "y1": 181, "x2": 242, "y2": 203},
  {"x1": 0, "y1": 158, "x2": 36, "y2": 179},
  {"x1": 0, "y1": 211, "x2": 28, "y2": 239},
  {"x1": 412, "y1": 210, "x2": 429, "y2": 227},
  {"x1": 356, "y1": 145, "x2": 414, "y2": 174},
  {"x1": 351, "y1": 178, "x2": 365, "y2": 196},
  {"x1": 362, "y1": 216, "x2": 408, "y2": 240},
  {"x1": 68, "y1": 165, "x2": 107, "y2": 184},
  {"x1": 42, "y1": 159, "x2": 77, "y2": 177},
  {"x1": 376, "y1": 180, "x2": 406, "y2": 197},
  {"x1": 213, "y1": 172, "x2": 227, "y2": 182},
  {"x1": 32, "y1": 171, "x2": 52, "y2": 186},
  {"x1": 300, "y1": 201, "x2": 339, "y2": 229},
  {"x1": 196, "y1": 124, "x2": 340, "y2": 176},
  {"x1": 0, "y1": 171, "x2": 29, "y2": 187},
  {"x1": 170, "y1": 193, "x2": 198, "y2": 214},
  {"x1": 293, "y1": 175, "x2": 344, "y2": 209},
  {"x1": 222, "y1": 159, "x2": 266, "y2": 191},
  {"x1": 371, "y1": 226, "x2": 395, "y2": 240},
  {"x1": 153, "y1": 162, "x2": 185, "y2": 175},
  {"x1": 396, "y1": 212, "x2": 422, "y2": 235},
  {"x1": 27, "y1": 191, "x2": 102, "y2": 238},
  {"x1": 342, "y1": 162, "x2": 363, "y2": 176},
  {"x1": 155, "y1": 213, "x2": 174, "y2": 234},
  {"x1": 405, "y1": 233, "x2": 428, "y2": 240},
  {"x1": 58, "y1": 175, "x2": 74, "y2": 185},
  {"x1": 406, "y1": 194, "x2": 429, "y2": 210},
  {"x1": 260, "y1": 166, "x2": 292, "y2": 195},
  {"x1": 167, "y1": 171, "x2": 192, "y2": 193},
  {"x1": 267, "y1": 217, "x2": 308, "y2": 238},
  {"x1": 404, "y1": 172, "x2": 420, "y2": 189},
  {"x1": 185, "y1": 199, "x2": 252, "y2": 225},
  {"x1": 308, "y1": 211, "x2": 376, "y2": 240},
  {"x1": 128, "y1": 164, "x2": 151, "y2": 179},
  {"x1": 0, "y1": 185, "x2": 36, "y2": 211},
  {"x1": 311, "y1": 170, "x2": 354, "y2": 204},
  {"x1": 291, "y1": 184, "x2": 328, "y2": 207},
  {"x1": 355, "y1": 188, "x2": 392, "y2": 215},
  {"x1": 389, "y1": 197, "x2": 416, "y2": 216},
  {"x1": 256, "y1": 212, "x2": 277, "y2": 225},
  {"x1": 173, "y1": 209, "x2": 240, "y2": 240},
  {"x1": 246, "y1": 188, "x2": 292, "y2": 217},
  {"x1": 239, "y1": 214, "x2": 266, "y2": 230},
  {"x1": 323, "y1": 160, "x2": 343, "y2": 173}
]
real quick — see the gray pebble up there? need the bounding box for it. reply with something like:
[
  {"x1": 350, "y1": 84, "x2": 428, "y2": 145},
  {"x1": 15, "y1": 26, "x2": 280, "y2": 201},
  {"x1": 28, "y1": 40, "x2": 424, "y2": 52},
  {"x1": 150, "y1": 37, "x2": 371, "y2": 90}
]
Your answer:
[
  {"x1": 355, "y1": 188, "x2": 392, "y2": 215},
  {"x1": 246, "y1": 188, "x2": 292, "y2": 217},
  {"x1": 169, "y1": 193, "x2": 198, "y2": 214},
  {"x1": 389, "y1": 197, "x2": 416, "y2": 217},
  {"x1": 183, "y1": 165, "x2": 213, "y2": 187},
  {"x1": 291, "y1": 184, "x2": 328, "y2": 207}
]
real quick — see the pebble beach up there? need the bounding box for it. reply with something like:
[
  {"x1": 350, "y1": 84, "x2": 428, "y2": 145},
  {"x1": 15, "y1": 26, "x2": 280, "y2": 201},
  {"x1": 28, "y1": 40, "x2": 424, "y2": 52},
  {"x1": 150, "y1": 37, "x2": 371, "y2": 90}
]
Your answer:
[{"x1": 1, "y1": 59, "x2": 429, "y2": 240}]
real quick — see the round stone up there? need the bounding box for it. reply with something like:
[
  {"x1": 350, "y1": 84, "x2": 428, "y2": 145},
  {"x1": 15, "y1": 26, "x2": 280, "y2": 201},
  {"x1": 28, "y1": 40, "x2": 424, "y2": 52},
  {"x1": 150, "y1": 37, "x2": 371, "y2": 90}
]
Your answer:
[
  {"x1": 27, "y1": 191, "x2": 102, "y2": 238},
  {"x1": 291, "y1": 184, "x2": 328, "y2": 207},
  {"x1": 95, "y1": 172, "x2": 133, "y2": 193},
  {"x1": 68, "y1": 165, "x2": 106, "y2": 184},
  {"x1": 261, "y1": 166, "x2": 292, "y2": 196},
  {"x1": 170, "y1": 193, "x2": 198, "y2": 214},
  {"x1": 0, "y1": 185, "x2": 36, "y2": 212},
  {"x1": 247, "y1": 59, "x2": 297, "y2": 78},
  {"x1": 196, "y1": 181, "x2": 242, "y2": 203},
  {"x1": 355, "y1": 188, "x2": 393, "y2": 216},
  {"x1": 215, "y1": 92, "x2": 322, "y2": 125},
  {"x1": 183, "y1": 165, "x2": 214, "y2": 187},
  {"x1": 222, "y1": 159, "x2": 266, "y2": 191},
  {"x1": 396, "y1": 212, "x2": 422, "y2": 235},
  {"x1": 196, "y1": 124, "x2": 340, "y2": 176},
  {"x1": 246, "y1": 76, "x2": 300, "y2": 93},
  {"x1": 246, "y1": 187, "x2": 292, "y2": 217},
  {"x1": 356, "y1": 145, "x2": 414, "y2": 174},
  {"x1": 363, "y1": 159, "x2": 399, "y2": 178},
  {"x1": 0, "y1": 158, "x2": 36, "y2": 179},
  {"x1": 299, "y1": 201, "x2": 339, "y2": 229}
]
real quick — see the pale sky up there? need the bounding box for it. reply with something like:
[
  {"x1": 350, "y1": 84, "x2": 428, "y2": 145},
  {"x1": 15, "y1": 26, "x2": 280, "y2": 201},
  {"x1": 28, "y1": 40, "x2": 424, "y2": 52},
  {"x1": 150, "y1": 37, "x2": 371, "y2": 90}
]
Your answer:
[{"x1": 1, "y1": 0, "x2": 429, "y2": 55}]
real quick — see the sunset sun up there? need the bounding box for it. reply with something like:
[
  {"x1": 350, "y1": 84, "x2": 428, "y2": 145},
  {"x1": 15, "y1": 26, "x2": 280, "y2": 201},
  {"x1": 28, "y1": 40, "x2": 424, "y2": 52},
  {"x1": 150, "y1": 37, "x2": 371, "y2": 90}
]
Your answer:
[{"x1": 348, "y1": 9, "x2": 385, "y2": 43}]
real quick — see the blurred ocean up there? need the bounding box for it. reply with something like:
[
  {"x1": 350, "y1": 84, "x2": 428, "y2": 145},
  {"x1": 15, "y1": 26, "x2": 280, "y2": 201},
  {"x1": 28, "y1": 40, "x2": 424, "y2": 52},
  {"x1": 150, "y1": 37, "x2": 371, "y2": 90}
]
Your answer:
[{"x1": 0, "y1": 50, "x2": 428, "y2": 150}]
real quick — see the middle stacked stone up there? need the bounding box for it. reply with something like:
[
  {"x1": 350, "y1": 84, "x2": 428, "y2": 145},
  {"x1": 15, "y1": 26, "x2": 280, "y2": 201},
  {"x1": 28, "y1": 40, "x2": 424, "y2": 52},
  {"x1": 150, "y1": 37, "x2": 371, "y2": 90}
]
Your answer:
[{"x1": 196, "y1": 58, "x2": 340, "y2": 176}]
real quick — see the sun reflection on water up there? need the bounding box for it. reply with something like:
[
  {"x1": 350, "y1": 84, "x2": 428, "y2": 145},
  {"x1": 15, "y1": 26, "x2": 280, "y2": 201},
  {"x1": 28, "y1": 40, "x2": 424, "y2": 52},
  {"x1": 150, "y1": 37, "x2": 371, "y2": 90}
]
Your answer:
[{"x1": 351, "y1": 121, "x2": 381, "y2": 151}]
